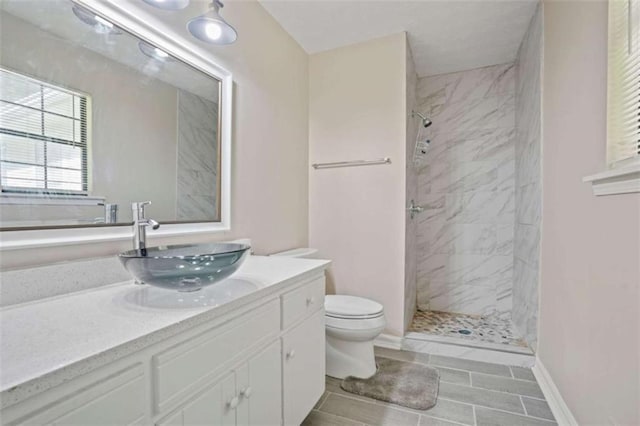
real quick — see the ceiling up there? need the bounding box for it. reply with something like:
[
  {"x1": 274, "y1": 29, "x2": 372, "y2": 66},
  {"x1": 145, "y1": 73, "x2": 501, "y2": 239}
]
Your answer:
[{"x1": 259, "y1": 0, "x2": 538, "y2": 77}]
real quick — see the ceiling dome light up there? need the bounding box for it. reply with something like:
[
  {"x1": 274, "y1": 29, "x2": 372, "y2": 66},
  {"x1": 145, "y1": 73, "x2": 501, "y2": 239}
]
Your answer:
[
  {"x1": 187, "y1": 1, "x2": 237, "y2": 45},
  {"x1": 71, "y1": 5, "x2": 122, "y2": 35},
  {"x1": 138, "y1": 41, "x2": 172, "y2": 61},
  {"x1": 142, "y1": 0, "x2": 190, "y2": 11}
]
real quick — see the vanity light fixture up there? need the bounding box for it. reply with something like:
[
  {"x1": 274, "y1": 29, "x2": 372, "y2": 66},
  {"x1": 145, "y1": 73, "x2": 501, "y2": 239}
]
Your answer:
[
  {"x1": 138, "y1": 40, "x2": 171, "y2": 61},
  {"x1": 142, "y1": 0, "x2": 190, "y2": 11},
  {"x1": 71, "y1": 4, "x2": 122, "y2": 35},
  {"x1": 187, "y1": 0, "x2": 237, "y2": 45}
]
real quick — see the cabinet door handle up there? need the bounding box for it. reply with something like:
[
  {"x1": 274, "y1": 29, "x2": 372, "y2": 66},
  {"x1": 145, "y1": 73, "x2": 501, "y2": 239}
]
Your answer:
[
  {"x1": 286, "y1": 349, "x2": 296, "y2": 360},
  {"x1": 227, "y1": 396, "x2": 239, "y2": 409},
  {"x1": 306, "y1": 297, "x2": 315, "y2": 306},
  {"x1": 241, "y1": 386, "x2": 253, "y2": 398}
]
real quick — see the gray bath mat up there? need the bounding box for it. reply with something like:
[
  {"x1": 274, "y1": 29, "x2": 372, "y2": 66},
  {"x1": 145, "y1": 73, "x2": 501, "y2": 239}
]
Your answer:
[{"x1": 340, "y1": 356, "x2": 439, "y2": 410}]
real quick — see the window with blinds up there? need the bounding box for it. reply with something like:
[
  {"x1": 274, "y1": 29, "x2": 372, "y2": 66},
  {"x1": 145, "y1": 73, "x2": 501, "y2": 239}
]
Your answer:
[
  {"x1": 0, "y1": 68, "x2": 90, "y2": 195},
  {"x1": 608, "y1": 0, "x2": 640, "y2": 166}
]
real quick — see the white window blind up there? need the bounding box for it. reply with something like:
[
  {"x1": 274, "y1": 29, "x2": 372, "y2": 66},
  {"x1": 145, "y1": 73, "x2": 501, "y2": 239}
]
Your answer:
[
  {"x1": 0, "y1": 68, "x2": 89, "y2": 195},
  {"x1": 608, "y1": 0, "x2": 640, "y2": 166}
]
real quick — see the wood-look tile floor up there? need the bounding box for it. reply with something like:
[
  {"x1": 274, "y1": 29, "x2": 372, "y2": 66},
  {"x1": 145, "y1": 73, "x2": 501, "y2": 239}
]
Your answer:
[{"x1": 302, "y1": 347, "x2": 556, "y2": 426}]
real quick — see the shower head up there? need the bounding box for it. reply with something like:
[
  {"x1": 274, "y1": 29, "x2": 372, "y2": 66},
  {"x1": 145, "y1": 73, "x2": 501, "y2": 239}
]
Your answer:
[{"x1": 412, "y1": 110, "x2": 432, "y2": 128}]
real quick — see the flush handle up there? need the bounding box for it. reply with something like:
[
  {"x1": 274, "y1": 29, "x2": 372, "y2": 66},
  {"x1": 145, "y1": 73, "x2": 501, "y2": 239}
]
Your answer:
[
  {"x1": 286, "y1": 349, "x2": 296, "y2": 360},
  {"x1": 306, "y1": 296, "x2": 315, "y2": 306}
]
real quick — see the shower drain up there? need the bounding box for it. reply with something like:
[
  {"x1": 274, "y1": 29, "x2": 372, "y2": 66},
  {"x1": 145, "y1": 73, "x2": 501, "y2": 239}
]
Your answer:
[{"x1": 457, "y1": 329, "x2": 473, "y2": 335}]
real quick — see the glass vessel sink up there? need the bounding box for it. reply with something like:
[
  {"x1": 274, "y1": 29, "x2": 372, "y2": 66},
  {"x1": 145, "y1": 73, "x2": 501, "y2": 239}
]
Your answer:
[{"x1": 118, "y1": 243, "x2": 251, "y2": 292}]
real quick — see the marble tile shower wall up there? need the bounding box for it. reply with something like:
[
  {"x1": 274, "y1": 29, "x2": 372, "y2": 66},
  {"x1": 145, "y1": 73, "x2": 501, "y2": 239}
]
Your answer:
[
  {"x1": 415, "y1": 63, "x2": 516, "y2": 317},
  {"x1": 176, "y1": 90, "x2": 218, "y2": 221},
  {"x1": 513, "y1": 4, "x2": 542, "y2": 350},
  {"x1": 405, "y1": 47, "x2": 419, "y2": 331}
]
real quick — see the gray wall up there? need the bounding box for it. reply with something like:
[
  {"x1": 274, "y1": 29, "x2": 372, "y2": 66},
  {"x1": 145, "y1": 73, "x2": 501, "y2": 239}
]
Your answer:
[
  {"x1": 415, "y1": 63, "x2": 516, "y2": 317},
  {"x1": 513, "y1": 4, "x2": 542, "y2": 350}
]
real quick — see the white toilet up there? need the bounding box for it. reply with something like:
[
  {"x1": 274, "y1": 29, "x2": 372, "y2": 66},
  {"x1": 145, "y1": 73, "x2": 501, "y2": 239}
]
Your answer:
[
  {"x1": 324, "y1": 294, "x2": 386, "y2": 379},
  {"x1": 272, "y1": 248, "x2": 386, "y2": 379}
]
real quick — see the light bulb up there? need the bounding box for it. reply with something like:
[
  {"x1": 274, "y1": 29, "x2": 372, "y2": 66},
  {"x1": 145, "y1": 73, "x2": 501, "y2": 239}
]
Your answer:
[
  {"x1": 154, "y1": 48, "x2": 169, "y2": 59},
  {"x1": 94, "y1": 15, "x2": 114, "y2": 29},
  {"x1": 72, "y1": 5, "x2": 121, "y2": 35},
  {"x1": 142, "y1": 0, "x2": 190, "y2": 10},
  {"x1": 138, "y1": 41, "x2": 172, "y2": 61},
  {"x1": 187, "y1": 1, "x2": 237, "y2": 44},
  {"x1": 204, "y1": 22, "x2": 222, "y2": 40}
]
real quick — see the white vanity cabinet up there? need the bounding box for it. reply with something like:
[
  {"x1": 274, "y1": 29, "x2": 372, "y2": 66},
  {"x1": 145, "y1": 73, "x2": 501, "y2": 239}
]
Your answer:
[{"x1": 1, "y1": 272, "x2": 327, "y2": 426}]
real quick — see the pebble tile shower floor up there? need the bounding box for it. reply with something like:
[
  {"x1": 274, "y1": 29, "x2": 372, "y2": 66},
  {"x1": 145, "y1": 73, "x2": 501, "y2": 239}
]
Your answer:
[
  {"x1": 303, "y1": 347, "x2": 556, "y2": 426},
  {"x1": 408, "y1": 310, "x2": 529, "y2": 348}
]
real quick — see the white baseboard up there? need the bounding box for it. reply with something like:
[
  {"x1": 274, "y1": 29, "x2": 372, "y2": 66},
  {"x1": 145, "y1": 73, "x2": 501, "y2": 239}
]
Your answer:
[
  {"x1": 532, "y1": 357, "x2": 578, "y2": 426},
  {"x1": 374, "y1": 333, "x2": 404, "y2": 350}
]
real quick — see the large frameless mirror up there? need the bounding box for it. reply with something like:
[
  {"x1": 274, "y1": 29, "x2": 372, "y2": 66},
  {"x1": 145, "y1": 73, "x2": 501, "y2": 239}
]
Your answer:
[{"x1": 0, "y1": 0, "x2": 224, "y2": 230}]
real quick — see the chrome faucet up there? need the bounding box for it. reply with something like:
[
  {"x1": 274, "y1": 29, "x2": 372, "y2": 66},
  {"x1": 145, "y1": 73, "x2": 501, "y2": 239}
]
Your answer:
[
  {"x1": 132, "y1": 201, "x2": 160, "y2": 255},
  {"x1": 99, "y1": 202, "x2": 119, "y2": 224}
]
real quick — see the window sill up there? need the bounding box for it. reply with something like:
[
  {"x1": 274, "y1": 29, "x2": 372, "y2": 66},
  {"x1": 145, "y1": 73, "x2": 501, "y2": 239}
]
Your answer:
[
  {"x1": 0, "y1": 193, "x2": 105, "y2": 206},
  {"x1": 583, "y1": 162, "x2": 640, "y2": 196}
]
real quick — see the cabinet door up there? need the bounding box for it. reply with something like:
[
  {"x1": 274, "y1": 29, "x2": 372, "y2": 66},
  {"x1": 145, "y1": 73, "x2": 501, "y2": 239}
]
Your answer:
[
  {"x1": 181, "y1": 373, "x2": 236, "y2": 426},
  {"x1": 236, "y1": 341, "x2": 282, "y2": 426},
  {"x1": 153, "y1": 300, "x2": 280, "y2": 413},
  {"x1": 282, "y1": 310, "x2": 325, "y2": 426}
]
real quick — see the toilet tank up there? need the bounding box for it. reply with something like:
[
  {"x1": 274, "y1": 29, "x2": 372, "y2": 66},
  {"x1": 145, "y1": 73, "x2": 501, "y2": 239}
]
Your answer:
[{"x1": 271, "y1": 248, "x2": 318, "y2": 259}]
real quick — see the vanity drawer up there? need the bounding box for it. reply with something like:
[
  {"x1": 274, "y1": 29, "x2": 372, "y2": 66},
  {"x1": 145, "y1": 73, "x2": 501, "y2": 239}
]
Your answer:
[
  {"x1": 153, "y1": 299, "x2": 280, "y2": 413},
  {"x1": 12, "y1": 365, "x2": 145, "y2": 426},
  {"x1": 281, "y1": 277, "x2": 325, "y2": 330}
]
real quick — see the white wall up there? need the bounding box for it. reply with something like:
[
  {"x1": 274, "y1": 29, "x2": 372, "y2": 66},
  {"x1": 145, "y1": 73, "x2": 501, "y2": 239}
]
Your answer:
[
  {"x1": 309, "y1": 33, "x2": 408, "y2": 336},
  {"x1": 0, "y1": 1, "x2": 309, "y2": 269},
  {"x1": 539, "y1": 1, "x2": 640, "y2": 424}
]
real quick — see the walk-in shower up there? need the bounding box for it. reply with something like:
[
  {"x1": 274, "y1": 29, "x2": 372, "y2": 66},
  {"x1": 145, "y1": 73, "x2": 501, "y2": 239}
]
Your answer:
[{"x1": 404, "y1": 5, "x2": 542, "y2": 360}]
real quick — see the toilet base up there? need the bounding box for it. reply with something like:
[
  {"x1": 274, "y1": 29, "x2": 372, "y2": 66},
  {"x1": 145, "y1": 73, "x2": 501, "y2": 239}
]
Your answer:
[{"x1": 325, "y1": 333, "x2": 377, "y2": 379}]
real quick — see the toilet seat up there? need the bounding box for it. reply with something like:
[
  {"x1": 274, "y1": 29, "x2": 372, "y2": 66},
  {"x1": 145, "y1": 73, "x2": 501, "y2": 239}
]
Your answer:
[
  {"x1": 325, "y1": 314, "x2": 386, "y2": 331},
  {"x1": 325, "y1": 295, "x2": 384, "y2": 319}
]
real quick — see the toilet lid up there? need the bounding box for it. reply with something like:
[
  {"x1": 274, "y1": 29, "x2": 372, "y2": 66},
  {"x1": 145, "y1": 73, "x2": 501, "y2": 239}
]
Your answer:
[{"x1": 325, "y1": 295, "x2": 384, "y2": 319}]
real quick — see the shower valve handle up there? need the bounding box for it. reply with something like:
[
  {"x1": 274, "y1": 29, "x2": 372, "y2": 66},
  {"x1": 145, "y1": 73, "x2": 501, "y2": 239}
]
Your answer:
[{"x1": 407, "y1": 200, "x2": 425, "y2": 219}]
